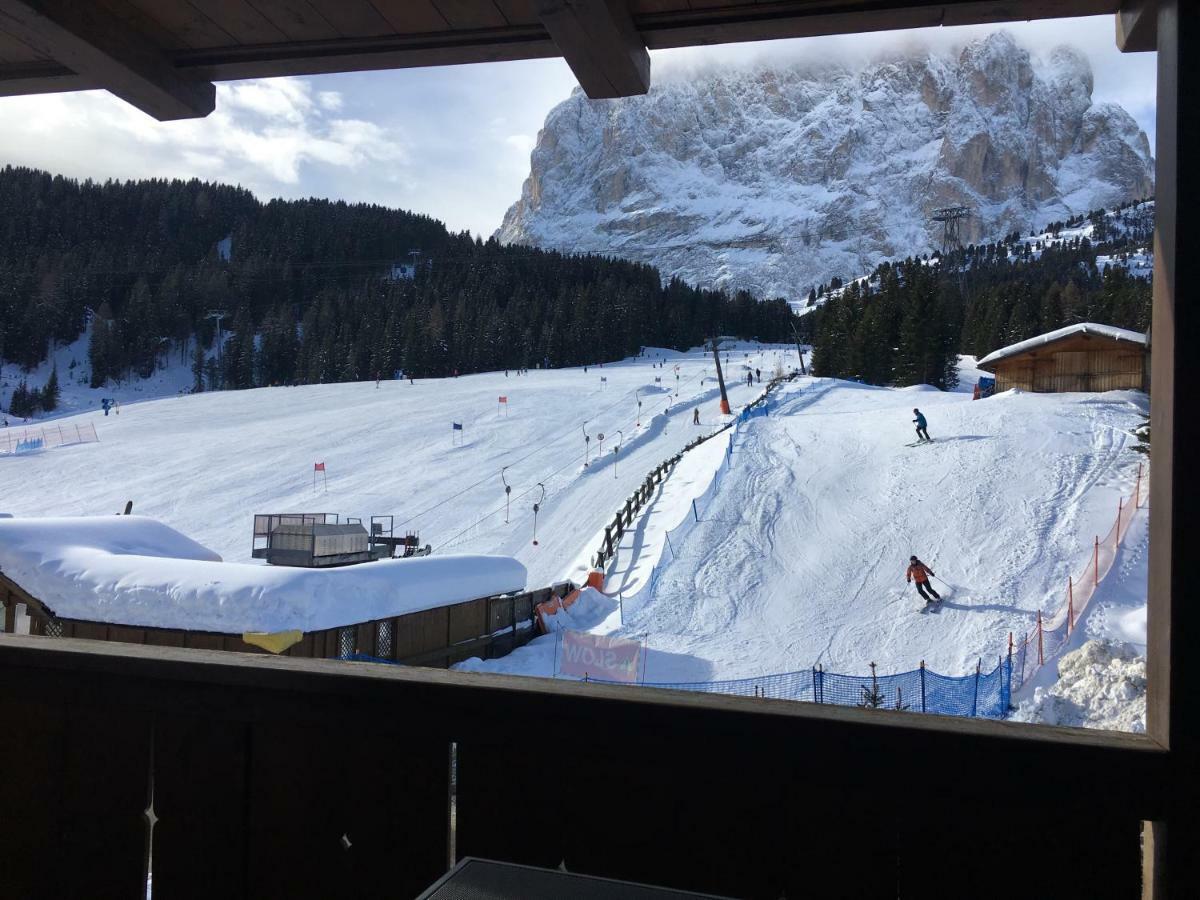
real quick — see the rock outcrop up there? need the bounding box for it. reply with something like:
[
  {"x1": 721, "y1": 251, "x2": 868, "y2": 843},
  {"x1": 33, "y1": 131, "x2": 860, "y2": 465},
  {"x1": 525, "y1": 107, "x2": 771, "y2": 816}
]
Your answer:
[{"x1": 496, "y1": 32, "x2": 1154, "y2": 301}]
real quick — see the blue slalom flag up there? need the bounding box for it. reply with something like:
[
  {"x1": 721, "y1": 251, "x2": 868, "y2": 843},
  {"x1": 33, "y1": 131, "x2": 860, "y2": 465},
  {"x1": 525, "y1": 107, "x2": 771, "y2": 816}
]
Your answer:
[{"x1": 452, "y1": 422, "x2": 463, "y2": 431}]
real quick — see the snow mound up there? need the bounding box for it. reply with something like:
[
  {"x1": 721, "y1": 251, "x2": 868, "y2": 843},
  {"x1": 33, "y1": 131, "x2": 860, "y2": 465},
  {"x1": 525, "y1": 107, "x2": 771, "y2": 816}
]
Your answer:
[
  {"x1": 1011, "y1": 640, "x2": 1146, "y2": 733},
  {"x1": 539, "y1": 587, "x2": 619, "y2": 633}
]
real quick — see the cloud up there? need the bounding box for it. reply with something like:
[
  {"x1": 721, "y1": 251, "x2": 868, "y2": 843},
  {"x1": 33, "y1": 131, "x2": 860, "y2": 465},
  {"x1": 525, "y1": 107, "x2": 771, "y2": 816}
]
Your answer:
[
  {"x1": 317, "y1": 91, "x2": 344, "y2": 111},
  {"x1": 651, "y1": 15, "x2": 1156, "y2": 147},
  {"x1": 0, "y1": 77, "x2": 406, "y2": 194}
]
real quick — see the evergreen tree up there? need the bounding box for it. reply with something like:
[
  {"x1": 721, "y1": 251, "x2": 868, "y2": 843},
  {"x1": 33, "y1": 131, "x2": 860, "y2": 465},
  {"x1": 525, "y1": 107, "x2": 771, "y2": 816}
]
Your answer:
[
  {"x1": 40, "y1": 366, "x2": 59, "y2": 411},
  {"x1": 0, "y1": 164, "x2": 796, "y2": 387},
  {"x1": 8, "y1": 380, "x2": 36, "y2": 418},
  {"x1": 191, "y1": 340, "x2": 206, "y2": 392}
]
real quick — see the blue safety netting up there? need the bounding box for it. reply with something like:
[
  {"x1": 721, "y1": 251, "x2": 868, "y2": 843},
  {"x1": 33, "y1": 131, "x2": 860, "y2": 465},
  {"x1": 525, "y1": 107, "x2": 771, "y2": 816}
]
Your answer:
[{"x1": 601, "y1": 656, "x2": 1012, "y2": 719}]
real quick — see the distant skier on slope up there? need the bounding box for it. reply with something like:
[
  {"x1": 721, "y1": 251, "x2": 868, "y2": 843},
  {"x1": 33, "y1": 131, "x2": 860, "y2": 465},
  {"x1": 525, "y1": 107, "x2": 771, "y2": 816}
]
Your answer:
[
  {"x1": 693, "y1": 408, "x2": 700, "y2": 426},
  {"x1": 912, "y1": 408, "x2": 931, "y2": 443},
  {"x1": 906, "y1": 556, "x2": 941, "y2": 605}
]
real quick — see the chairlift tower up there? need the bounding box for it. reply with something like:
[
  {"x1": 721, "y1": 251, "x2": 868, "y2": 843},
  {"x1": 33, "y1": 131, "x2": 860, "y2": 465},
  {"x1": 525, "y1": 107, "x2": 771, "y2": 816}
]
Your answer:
[
  {"x1": 931, "y1": 206, "x2": 971, "y2": 258},
  {"x1": 206, "y1": 309, "x2": 228, "y2": 389},
  {"x1": 709, "y1": 337, "x2": 732, "y2": 416}
]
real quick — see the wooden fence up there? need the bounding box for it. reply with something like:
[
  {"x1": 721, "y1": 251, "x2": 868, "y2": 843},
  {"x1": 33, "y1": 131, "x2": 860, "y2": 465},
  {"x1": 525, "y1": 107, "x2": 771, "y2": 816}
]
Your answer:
[{"x1": 592, "y1": 374, "x2": 794, "y2": 570}]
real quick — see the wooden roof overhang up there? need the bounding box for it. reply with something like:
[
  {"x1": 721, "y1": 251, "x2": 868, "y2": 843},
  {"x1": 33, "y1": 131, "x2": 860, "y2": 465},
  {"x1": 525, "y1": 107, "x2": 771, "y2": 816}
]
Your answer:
[{"x1": 0, "y1": 2, "x2": 1156, "y2": 122}]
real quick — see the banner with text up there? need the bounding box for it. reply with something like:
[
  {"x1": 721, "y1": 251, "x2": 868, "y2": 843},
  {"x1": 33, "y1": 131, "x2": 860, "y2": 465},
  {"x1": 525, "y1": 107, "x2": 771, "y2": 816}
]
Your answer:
[{"x1": 556, "y1": 630, "x2": 645, "y2": 684}]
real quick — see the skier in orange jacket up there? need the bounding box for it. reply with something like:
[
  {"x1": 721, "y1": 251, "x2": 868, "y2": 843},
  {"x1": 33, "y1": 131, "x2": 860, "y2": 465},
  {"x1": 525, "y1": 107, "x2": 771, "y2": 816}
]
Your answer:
[{"x1": 906, "y1": 556, "x2": 941, "y2": 604}]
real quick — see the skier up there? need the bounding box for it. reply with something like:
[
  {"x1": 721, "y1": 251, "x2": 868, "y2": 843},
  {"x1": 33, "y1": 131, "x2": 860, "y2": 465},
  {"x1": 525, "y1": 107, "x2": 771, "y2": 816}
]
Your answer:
[
  {"x1": 912, "y1": 408, "x2": 931, "y2": 443},
  {"x1": 906, "y1": 556, "x2": 941, "y2": 605},
  {"x1": 693, "y1": 408, "x2": 700, "y2": 426},
  {"x1": 755, "y1": 368, "x2": 761, "y2": 383}
]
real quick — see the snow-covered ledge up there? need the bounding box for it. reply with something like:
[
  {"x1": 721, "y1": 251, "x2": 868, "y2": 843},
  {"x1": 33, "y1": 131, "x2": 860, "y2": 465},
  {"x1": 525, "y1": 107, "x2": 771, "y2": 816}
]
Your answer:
[{"x1": 0, "y1": 515, "x2": 526, "y2": 634}]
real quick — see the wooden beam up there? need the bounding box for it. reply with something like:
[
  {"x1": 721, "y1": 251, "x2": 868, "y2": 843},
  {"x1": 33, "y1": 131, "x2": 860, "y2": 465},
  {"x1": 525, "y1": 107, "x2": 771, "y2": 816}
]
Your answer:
[
  {"x1": 538, "y1": 0, "x2": 649, "y2": 98},
  {"x1": 641, "y1": 1, "x2": 1119, "y2": 49},
  {"x1": 1117, "y1": 0, "x2": 1157, "y2": 51},
  {"x1": 0, "y1": 1, "x2": 1127, "y2": 99},
  {"x1": 1146, "y1": 1, "x2": 1200, "y2": 896},
  {"x1": 0, "y1": 0, "x2": 214, "y2": 119}
]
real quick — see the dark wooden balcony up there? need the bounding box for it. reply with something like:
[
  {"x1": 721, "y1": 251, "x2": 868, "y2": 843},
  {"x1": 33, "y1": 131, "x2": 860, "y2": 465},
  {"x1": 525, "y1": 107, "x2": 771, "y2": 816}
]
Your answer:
[{"x1": 0, "y1": 634, "x2": 1165, "y2": 898}]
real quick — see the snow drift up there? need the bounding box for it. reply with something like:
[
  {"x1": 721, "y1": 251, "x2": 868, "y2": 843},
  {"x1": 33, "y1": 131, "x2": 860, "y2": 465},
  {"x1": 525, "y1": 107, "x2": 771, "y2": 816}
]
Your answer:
[{"x1": 1011, "y1": 640, "x2": 1146, "y2": 732}]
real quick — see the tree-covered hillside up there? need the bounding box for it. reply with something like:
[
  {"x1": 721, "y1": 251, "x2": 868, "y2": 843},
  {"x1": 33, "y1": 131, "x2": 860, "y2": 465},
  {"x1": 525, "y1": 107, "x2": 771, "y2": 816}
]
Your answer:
[
  {"x1": 0, "y1": 166, "x2": 795, "y2": 397},
  {"x1": 807, "y1": 203, "x2": 1153, "y2": 389}
]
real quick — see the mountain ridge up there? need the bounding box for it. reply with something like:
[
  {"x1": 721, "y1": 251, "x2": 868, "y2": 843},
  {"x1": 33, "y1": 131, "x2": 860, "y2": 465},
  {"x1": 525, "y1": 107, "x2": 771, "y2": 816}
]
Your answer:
[{"x1": 496, "y1": 31, "x2": 1154, "y2": 301}]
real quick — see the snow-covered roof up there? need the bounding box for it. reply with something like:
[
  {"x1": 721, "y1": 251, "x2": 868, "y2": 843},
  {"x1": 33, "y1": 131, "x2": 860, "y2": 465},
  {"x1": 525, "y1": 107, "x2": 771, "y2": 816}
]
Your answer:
[
  {"x1": 977, "y1": 323, "x2": 1147, "y2": 368},
  {"x1": 0, "y1": 516, "x2": 526, "y2": 634}
]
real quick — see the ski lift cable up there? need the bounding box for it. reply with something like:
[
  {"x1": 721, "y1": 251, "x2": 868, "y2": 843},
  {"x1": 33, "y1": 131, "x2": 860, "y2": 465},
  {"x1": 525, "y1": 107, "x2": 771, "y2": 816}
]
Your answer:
[
  {"x1": 431, "y1": 350, "x2": 769, "y2": 549},
  {"x1": 401, "y1": 361, "x2": 718, "y2": 530}
]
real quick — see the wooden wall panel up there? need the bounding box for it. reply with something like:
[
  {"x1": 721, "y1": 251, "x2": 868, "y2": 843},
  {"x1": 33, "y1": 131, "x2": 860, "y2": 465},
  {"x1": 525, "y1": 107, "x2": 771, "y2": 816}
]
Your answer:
[
  {"x1": 153, "y1": 715, "x2": 249, "y2": 899},
  {"x1": 395, "y1": 606, "x2": 449, "y2": 659},
  {"x1": 995, "y1": 346, "x2": 1146, "y2": 394},
  {"x1": 107, "y1": 624, "x2": 147, "y2": 645},
  {"x1": 184, "y1": 632, "x2": 223, "y2": 651},
  {"x1": 305, "y1": 0, "x2": 393, "y2": 37},
  {"x1": 369, "y1": 0, "x2": 450, "y2": 33},
  {"x1": 459, "y1": 732, "x2": 1143, "y2": 899},
  {"x1": 72, "y1": 620, "x2": 110, "y2": 641},
  {"x1": 488, "y1": 595, "x2": 514, "y2": 633},
  {"x1": 0, "y1": 694, "x2": 149, "y2": 899},
  {"x1": 186, "y1": 0, "x2": 288, "y2": 44},
  {"x1": 447, "y1": 597, "x2": 487, "y2": 644},
  {"x1": 242, "y1": 0, "x2": 341, "y2": 41},
  {"x1": 245, "y1": 722, "x2": 449, "y2": 898},
  {"x1": 126, "y1": 0, "x2": 236, "y2": 48},
  {"x1": 145, "y1": 627, "x2": 186, "y2": 648},
  {"x1": 430, "y1": 0, "x2": 507, "y2": 30}
]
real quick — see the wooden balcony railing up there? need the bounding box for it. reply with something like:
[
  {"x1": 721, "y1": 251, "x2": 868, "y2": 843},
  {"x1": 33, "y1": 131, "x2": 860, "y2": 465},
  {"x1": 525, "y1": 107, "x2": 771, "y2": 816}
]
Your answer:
[{"x1": 0, "y1": 634, "x2": 1163, "y2": 899}]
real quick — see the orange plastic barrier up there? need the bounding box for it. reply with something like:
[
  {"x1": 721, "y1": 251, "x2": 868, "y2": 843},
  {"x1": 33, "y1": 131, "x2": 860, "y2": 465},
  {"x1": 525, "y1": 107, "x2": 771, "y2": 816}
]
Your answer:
[{"x1": 535, "y1": 570, "x2": 606, "y2": 633}]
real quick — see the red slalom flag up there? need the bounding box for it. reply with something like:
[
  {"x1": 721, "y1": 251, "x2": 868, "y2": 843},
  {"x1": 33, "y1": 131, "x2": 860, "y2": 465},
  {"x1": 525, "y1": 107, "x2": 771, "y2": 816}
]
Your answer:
[
  {"x1": 314, "y1": 462, "x2": 325, "y2": 471},
  {"x1": 498, "y1": 396, "x2": 507, "y2": 403}
]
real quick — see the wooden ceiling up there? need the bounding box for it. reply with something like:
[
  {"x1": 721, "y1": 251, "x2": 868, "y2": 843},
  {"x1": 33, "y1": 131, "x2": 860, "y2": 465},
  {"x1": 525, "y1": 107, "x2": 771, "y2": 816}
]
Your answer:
[{"x1": 0, "y1": 1, "x2": 1150, "y2": 121}]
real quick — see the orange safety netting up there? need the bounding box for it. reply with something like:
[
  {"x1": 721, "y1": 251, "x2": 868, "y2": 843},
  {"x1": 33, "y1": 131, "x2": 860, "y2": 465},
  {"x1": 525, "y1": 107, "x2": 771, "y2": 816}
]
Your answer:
[{"x1": 1010, "y1": 463, "x2": 1147, "y2": 692}]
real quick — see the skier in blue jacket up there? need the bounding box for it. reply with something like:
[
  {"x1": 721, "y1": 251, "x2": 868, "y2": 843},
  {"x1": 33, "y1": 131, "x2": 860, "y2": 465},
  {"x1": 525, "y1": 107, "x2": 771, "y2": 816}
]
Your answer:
[{"x1": 912, "y1": 408, "x2": 931, "y2": 443}]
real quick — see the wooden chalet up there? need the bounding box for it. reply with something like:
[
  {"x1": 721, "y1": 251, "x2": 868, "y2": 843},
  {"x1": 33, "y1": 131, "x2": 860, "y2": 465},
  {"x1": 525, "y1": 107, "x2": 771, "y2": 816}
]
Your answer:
[{"x1": 977, "y1": 323, "x2": 1149, "y2": 393}]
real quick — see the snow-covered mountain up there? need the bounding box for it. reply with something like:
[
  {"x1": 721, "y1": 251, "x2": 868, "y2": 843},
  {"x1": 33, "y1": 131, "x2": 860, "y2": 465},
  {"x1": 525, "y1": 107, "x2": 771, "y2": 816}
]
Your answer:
[{"x1": 496, "y1": 31, "x2": 1154, "y2": 301}]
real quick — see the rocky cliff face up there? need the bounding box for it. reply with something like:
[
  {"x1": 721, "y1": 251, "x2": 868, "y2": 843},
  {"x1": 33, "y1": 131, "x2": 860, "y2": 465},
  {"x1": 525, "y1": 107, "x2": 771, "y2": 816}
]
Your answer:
[{"x1": 496, "y1": 32, "x2": 1154, "y2": 301}]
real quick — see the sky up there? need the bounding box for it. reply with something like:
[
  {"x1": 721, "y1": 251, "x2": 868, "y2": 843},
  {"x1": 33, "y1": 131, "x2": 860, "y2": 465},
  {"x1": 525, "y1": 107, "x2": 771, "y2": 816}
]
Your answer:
[{"x1": 0, "y1": 15, "x2": 1156, "y2": 238}]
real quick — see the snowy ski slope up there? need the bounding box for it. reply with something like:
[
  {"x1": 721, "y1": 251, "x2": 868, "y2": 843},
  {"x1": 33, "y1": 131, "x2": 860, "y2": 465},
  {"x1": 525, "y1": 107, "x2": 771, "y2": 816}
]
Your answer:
[
  {"x1": 466, "y1": 376, "x2": 1148, "y2": 683},
  {"x1": 0, "y1": 343, "x2": 793, "y2": 589},
  {"x1": 0, "y1": 346, "x2": 1147, "y2": 688}
]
